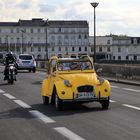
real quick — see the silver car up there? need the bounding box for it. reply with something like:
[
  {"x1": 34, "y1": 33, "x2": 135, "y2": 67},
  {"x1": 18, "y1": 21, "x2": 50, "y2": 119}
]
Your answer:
[{"x1": 16, "y1": 54, "x2": 36, "y2": 72}]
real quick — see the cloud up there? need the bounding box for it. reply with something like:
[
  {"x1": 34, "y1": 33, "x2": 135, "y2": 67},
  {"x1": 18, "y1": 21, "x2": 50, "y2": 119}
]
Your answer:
[
  {"x1": 0, "y1": 0, "x2": 140, "y2": 36},
  {"x1": 39, "y1": 4, "x2": 56, "y2": 13},
  {"x1": 15, "y1": 1, "x2": 31, "y2": 9}
]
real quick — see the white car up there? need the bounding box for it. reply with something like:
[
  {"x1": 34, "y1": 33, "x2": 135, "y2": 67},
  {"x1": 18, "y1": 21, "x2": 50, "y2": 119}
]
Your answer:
[{"x1": 16, "y1": 54, "x2": 36, "y2": 72}]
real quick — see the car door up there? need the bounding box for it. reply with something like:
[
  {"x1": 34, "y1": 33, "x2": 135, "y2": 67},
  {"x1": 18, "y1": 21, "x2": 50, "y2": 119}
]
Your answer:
[{"x1": 47, "y1": 59, "x2": 57, "y2": 96}]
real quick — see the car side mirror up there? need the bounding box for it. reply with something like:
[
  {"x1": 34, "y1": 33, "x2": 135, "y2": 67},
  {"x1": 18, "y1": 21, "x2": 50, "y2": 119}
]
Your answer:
[
  {"x1": 51, "y1": 72, "x2": 56, "y2": 77},
  {"x1": 96, "y1": 68, "x2": 103, "y2": 75}
]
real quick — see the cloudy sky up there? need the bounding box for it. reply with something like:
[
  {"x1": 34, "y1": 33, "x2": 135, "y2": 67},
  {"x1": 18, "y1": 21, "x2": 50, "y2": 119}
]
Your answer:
[{"x1": 0, "y1": 0, "x2": 139, "y2": 36}]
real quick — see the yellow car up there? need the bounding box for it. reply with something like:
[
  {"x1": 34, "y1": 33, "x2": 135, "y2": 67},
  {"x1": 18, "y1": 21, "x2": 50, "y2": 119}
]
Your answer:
[{"x1": 41, "y1": 55, "x2": 111, "y2": 110}]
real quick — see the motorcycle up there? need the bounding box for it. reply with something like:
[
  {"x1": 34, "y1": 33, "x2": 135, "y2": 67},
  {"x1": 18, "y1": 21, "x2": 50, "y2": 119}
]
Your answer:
[{"x1": 6, "y1": 64, "x2": 17, "y2": 84}]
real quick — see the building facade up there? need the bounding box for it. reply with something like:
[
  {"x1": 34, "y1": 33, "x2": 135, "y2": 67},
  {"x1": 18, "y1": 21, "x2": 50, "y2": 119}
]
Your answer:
[
  {"x1": 89, "y1": 35, "x2": 140, "y2": 61},
  {"x1": 0, "y1": 18, "x2": 89, "y2": 59}
]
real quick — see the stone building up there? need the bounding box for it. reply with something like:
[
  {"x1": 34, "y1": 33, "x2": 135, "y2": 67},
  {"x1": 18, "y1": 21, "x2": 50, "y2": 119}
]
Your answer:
[
  {"x1": 89, "y1": 35, "x2": 140, "y2": 61},
  {"x1": 0, "y1": 18, "x2": 89, "y2": 59}
]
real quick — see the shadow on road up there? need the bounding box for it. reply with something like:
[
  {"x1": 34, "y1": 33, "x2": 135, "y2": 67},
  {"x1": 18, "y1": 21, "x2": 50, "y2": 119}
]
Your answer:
[
  {"x1": 30, "y1": 102, "x2": 107, "y2": 117},
  {"x1": 0, "y1": 107, "x2": 33, "y2": 120}
]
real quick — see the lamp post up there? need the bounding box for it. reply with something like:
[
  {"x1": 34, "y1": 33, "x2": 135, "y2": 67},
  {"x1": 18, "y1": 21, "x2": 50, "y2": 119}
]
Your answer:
[
  {"x1": 21, "y1": 29, "x2": 25, "y2": 54},
  {"x1": 45, "y1": 19, "x2": 49, "y2": 61},
  {"x1": 6, "y1": 35, "x2": 9, "y2": 52},
  {"x1": 91, "y1": 2, "x2": 99, "y2": 63}
]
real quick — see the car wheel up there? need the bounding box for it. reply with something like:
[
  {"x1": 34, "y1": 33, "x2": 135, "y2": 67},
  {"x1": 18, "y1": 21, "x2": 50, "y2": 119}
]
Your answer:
[
  {"x1": 42, "y1": 96, "x2": 49, "y2": 104},
  {"x1": 55, "y1": 93, "x2": 63, "y2": 111},
  {"x1": 100, "y1": 97, "x2": 110, "y2": 109},
  {"x1": 33, "y1": 68, "x2": 36, "y2": 73}
]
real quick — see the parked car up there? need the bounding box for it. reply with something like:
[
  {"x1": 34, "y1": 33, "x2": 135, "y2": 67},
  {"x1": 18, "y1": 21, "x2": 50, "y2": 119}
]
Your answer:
[
  {"x1": 16, "y1": 54, "x2": 36, "y2": 72},
  {"x1": 41, "y1": 55, "x2": 111, "y2": 110}
]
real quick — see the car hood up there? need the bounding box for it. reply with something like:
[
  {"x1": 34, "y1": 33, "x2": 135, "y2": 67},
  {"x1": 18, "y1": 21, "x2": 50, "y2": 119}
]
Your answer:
[{"x1": 58, "y1": 72, "x2": 98, "y2": 86}]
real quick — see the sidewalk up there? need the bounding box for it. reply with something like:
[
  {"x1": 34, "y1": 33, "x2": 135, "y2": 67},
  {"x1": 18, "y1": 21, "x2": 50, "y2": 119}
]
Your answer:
[{"x1": 103, "y1": 76, "x2": 140, "y2": 86}]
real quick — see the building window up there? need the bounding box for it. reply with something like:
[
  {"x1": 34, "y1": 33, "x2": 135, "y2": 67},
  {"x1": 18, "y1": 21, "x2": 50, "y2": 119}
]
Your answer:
[
  {"x1": 113, "y1": 56, "x2": 115, "y2": 60},
  {"x1": 107, "y1": 46, "x2": 111, "y2": 52},
  {"x1": 118, "y1": 56, "x2": 121, "y2": 60},
  {"x1": 107, "y1": 40, "x2": 110, "y2": 44},
  {"x1": 38, "y1": 28, "x2": 41, "y2": 33},
  {"x1": 99, "y1": 46, "x2": 102, "y2": 52},
  {"x1": 11, "y1": 38, "x2": 14, "y2": 43},
  {"x1": 58, "y1": 28, "x2": 61, "y2": 32},
  {"x1": 37, "y1": 54, "x2": 41, "y2": 59},
  {"x1": 30, "y1": 28, "x2": 34, "y2": 33},
  {"x1": 126, "y1": 56, "x2": 129, "y2": 60},
  {"x1": 0, "y1": 38, "x2": 1, "y2": 43},
  {"x1": 31, "y1": 37, "x2": 34, "y2": 44},
  {"x1": 79, "y1": 47, "x2": 81, "y2": 51},
  {"x1": 72, "y1": 47, "x2": 75, "y2": 51},
  {"x1": 59, "y1": 47, "x2": 61, "y2": 51},
  {"x1": 118, "y1": 47, "x2": 121, "y2": 52},
  {"x1": 85, "y1": 47, "x2": 87, "y2": 51},
  {"x1": 38, "y1": 47, "x2": 41, "y2": 52},
  {"x1": 17, "y1": 28, "x2": 19, "y2": 33},
  {"x1": 78, "y1": 35, "x2": 81, "y2": 39},
  {"x1": 17, "y1": 38, "x2": 20, "y2": 43},
  {"x1": 64, "y1": 35, "x2": 68, "y2": 40},
  {"x1": 84, "y1": 35, "x2": 87, "y2": 39},
  {"x1": 52, "y1": 47, "x2": 54, "y2": 51},
  {"x1": 65, "y1": 47, "x2": 68, "y2": 51},
  {"x1": 11, "y1": 29, "x2": 14, "y2": 33},
  {"x1": 31, "y1": 47, "x2": 34, "y2": 52},
  {"x1": 134, "y1": 55, "x2": 137, "y2": 60}
]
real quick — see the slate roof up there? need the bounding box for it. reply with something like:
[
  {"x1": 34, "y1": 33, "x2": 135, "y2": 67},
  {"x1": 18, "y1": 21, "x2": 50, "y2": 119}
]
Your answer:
[{"x1": 0, "y1": 18, "x2": 88, "y2": 27}]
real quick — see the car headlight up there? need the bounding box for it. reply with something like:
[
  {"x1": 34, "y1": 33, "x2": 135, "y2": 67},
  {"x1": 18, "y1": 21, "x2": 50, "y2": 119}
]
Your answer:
[
  {"x1": 98, "y1": 77, "x2": 105, "y2": 85},
  {"x1": 64, "y1": 80, "x2": 72, "y2": 87}
]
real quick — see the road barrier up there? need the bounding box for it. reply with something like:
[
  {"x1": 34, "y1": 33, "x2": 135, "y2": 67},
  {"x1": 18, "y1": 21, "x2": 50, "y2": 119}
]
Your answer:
[{"x1": 95, "y1": 63, "x2": 140, "y2": 80}]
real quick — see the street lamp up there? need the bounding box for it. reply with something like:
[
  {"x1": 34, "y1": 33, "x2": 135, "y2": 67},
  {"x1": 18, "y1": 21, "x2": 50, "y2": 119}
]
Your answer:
[
  {"x1": 45, "y1": 19, "x2": 49, "y2": 60},
  {"x1": 21, "y1": 29, "x2": 25, "y2": 54},
  {"x1": 6, "y1": 35, "x2": 9, "y2": 52},
  {"x1": 91, "y1": 2, "x2": 99, "y2": 63}
]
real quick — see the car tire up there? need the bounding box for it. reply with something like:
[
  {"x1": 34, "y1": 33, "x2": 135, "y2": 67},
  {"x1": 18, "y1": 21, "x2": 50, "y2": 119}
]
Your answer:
[
  {"x1": 42, "y1": 96, "x2": 49, "y2": 104},
  {"x1": 55, "y1": 92, "x2": 63, "y2": 111},
  {"x1": 100, "y1": 97, "x2": 110, "y2": 109},
  {"x1": 33, "y1": 68, "x2": 36, "y2": 73}
]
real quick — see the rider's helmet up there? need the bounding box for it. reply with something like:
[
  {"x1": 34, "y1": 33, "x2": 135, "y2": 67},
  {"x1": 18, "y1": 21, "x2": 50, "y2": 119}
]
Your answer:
[{"x1": 6, "y1": 52, "x2": 14, "y2": 58}]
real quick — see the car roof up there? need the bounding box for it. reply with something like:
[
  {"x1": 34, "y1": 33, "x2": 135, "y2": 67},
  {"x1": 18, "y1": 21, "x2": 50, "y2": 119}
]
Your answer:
[{"x1": 19, "y1": 54, "x2": 32, "y2": 56}]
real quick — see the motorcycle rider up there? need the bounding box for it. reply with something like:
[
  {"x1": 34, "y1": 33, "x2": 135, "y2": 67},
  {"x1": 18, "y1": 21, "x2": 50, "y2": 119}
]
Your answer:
[{"x1": 4, "y1": 52, "x2": 17, "y2": 80}]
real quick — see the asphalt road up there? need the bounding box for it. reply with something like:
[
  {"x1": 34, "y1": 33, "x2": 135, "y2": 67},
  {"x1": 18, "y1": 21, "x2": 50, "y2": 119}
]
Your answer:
[{"x1": 0, "y1": 65, "x2": 140, "y2": 140}]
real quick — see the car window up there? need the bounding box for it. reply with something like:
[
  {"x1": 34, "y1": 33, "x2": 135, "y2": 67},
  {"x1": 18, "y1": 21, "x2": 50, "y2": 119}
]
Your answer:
[
  {"x1": 19, "y1": 55, "x2": 32, "y2": 60},
  {"x1": 57, "y1": 60, "x2": 93, "y2": 71},
  {"x1": 49, "y1": 59, "x2": 57, "y2": 74}
]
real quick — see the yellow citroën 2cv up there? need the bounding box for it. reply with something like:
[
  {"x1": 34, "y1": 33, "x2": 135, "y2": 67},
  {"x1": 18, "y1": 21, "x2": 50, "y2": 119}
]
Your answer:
[{"x1": 41, "y1": 55, "x2": 111, "y2": 110}]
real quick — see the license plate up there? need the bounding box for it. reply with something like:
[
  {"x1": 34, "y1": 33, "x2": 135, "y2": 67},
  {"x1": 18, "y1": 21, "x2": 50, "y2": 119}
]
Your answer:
[{"x1": 76, "y1": 92, "x2": 95, "y2": 99}]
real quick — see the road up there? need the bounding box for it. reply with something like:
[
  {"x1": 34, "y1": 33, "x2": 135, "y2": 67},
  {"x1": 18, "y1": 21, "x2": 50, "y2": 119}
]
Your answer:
[{"x1": 0, "y1": 65, "x2": 140, "y2": 140}]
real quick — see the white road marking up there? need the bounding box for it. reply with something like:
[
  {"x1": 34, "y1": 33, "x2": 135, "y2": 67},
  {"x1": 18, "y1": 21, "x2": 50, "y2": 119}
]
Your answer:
[
  {"x1": 122, "y1": 88, "x2": 140, "y2": 93},
  {"x1": 13, "y1": 100, "x2": 31, "y2": 109},
  {"x1": 0, "y1": 89, "x2": 5, "y2": 93},
  {"x1": 123, "y1": 104, "x2": 140, "y2": 111},
  {"x1": 54, "y1": 127, "x2": 85, "y2": 140},
  {"x1": 110, "y1": 100, "x2": 116, "y2": 103},
  {"x1": 29, "y1": 110, "x2": 55, "y2": 123},
  {"x1": 3, "y1": 93, "x2": 16, "y2": 99},
  {"x1": 111, "y1": 86, "x2": 119, "y2": 88}
]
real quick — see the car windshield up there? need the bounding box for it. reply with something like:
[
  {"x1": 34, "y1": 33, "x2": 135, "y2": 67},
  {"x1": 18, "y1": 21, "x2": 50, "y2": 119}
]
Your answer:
[
  {"x1": 19, "y1": 55, "x2": 32, "y2": 60},
  {"x1": 57, "y1": 60, "x2": 93, "y2": 71}
]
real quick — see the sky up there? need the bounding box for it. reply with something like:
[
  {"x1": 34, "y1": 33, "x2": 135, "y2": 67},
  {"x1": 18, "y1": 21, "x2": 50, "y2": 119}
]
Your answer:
[{"x1": 0, "y1": 0, "x2": 140, "y2": 36}]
